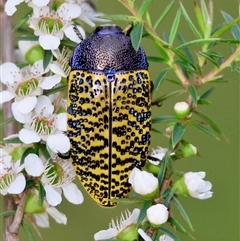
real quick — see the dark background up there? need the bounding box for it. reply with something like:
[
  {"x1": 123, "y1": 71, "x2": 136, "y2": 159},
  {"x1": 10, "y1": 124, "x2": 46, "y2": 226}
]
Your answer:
[{"x1": 1, "y1": 0, "x2": 239, "y2": 240}]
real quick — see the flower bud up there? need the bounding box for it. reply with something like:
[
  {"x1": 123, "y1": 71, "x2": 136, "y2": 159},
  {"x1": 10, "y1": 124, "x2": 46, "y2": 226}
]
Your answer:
[
  {"x1": 24, "y1": 192, "x2": 45, "y2": 214},
  {"x1": 174, "y1": 171, "x2": 213, "y2": 199},
  {"x1": 174, "y1": 102, "x2": 190, "y2": 120},
  {"x1": 181, "y1": 144, "x2": 197, "y2": 157},
  {"x1": 117, "y1": 224, "x2": 138, "y2": 241},
  {"x1": 146, "y1": 204, "x2": 169, "y2": 227},
  {"x1": 18, "y1": 41, "x2": 43, "y2": 64},
  {"x1": 129, "y1": 168, "x2": 159, "y2": 198}
]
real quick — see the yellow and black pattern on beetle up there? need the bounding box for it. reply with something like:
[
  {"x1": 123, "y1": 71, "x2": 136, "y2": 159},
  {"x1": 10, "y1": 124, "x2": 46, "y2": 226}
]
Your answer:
[{"x1": 67, "y1": 69, "x2": 151, "y2": 206}]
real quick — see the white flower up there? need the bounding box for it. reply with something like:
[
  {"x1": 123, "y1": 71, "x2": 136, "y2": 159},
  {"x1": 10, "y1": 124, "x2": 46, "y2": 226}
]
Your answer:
[
  {"x1": 0, "y1": 60, "x2": 49, "y2": 116},
  {"x1": 41, "y1": 157, "x2": 83, "y2": 206},
  {"x1": 25, "y1": 190, "x2": 67, "y2": 227},
  {"x1": 146, "y1": 204, "x2": 169, "y2": 227},
  {"x1": 18, "y1": 95, "x2": 70, "y2": 153},
  {"x1": 28, "y1": 4, "x2": 82, "y2": 49},
  {"x1": 148, "y1": 147, "x2": 168, "y2": 165},
  {"x1": 34, "y1": 206, "x2": 67, "y2": 227},
  {"x1": 4, "y1": 0, "x2": 51, "y2": 16},
  {"x1": 75, "y1": 0, "x2": 109, "y2": 27},
  {"x1": 159, "y1": 234, "x2": 174, "y2": 241},
  {"x1": 129, "y1": 168, "x2": 159, "y2": 197},
  {"x1": 0, "y1": 148, "x2": 26, "y2": 195},
  {"x1": 24, "y1": 153, "x2": 45, "y2": 177},
  {"x1": 184, "y1": 172, "x2": 213, "y2": 199},
  {"x1": 39, "y1": 47, "x2": 72, "y2": 90},
  {"x1": 138, "y1": 229, "x2": 153, "y2": 241},
  {"x1": 94, "y1": 209, "x2": 140, "y2": 241}
]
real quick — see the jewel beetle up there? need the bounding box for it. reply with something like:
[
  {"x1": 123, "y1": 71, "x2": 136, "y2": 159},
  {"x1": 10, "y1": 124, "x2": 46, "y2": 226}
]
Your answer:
[{"x1": 67, "y1": 25, "x2": 151, "y2": 206}]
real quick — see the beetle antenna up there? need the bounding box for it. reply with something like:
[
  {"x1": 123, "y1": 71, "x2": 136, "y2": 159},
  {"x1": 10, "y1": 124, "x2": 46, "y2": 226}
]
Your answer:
[{"x1": 73, "y1": 25, "x2": 84, "y2": 41}]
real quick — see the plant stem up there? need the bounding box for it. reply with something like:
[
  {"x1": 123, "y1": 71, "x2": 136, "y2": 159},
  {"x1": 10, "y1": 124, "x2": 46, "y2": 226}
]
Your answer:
[{"x1": 0, "y1": 1, "x2": 23, "y2": 241}]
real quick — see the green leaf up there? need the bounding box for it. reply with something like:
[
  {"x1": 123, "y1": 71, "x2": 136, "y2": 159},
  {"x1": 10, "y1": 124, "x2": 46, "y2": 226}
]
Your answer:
[
  {"x1": 187, "y1": 85, "x2": 198, "y2": 106},
  {"x1": 200, "y1": 87, "x2": 214, "y2": 99},
  {"x1": 38, "y1": 183, "x2": 46, "y2": 206},
  {"x1": 43, "y1": 50, "x2": 52, "y2": 69},
  {"x1": 173, "y1": 197, "x2": 194, "y2": 231},
  {"x1": 106, "y1": 14, "x2": 136, "y2": 21},
  {"x1": 194, "y1": 1, "x2": 205, "y2": 35},
  {"x1": 151, "y1": 128, "x2": 167, "y2": 136},
  {"x1": 163, "y1": 188, "x2": 176, "y2": 207},
  {"x1": 197, "y1": 99, "x2": 211, "y2": 105},
  {"x1": 180, "y1": 2, "x2": 202, "y2": 39},
  {"x1": 198, "y1": 52, "x2": 220, "y2": 67},
  {"x1": 138, "y1": 0, "x2": 153, "y2": 17},
  {"x1": 174, "y1": 60, "x2": 196, "y2": 72},
  {"x1": 218, "y1": 39, "x2": 240, "y2": 44},
  {"x1": 22, "y1": 221, "x2": 36, "y2": 241},
  {"x1": 200, "y1": 0, "x2": 210, "y2": 25},
  {"x1": 136, "y1": 200, "x2": 152, "y2": 227},
  {"x1": 154, "y1": 90, "x2": 186, "y2": 103},
  {"x1": 158, "y1": 227, "x2": 181, "y2": 241},
  {"x1": 0, "y1": 210, "x2": 16, "y2": 217},
  {"x1": 177, "y1": 33, "x2": 194, "y2": 64},
  {"x1": 20, "y1": 147, "x2": 36, "y2": 165},
  {"x1": 0, "y1": 117, "x2": 15, "y2": 126},
  {"x1": 38, "y1": 144, "x2": 51, "y2": 161},
  {"x1": 165, "y1": 78, "x2": 182, "y2": 86},
  {"x1": 130, "y1": 21, "x2": 143, "y2": 51},
  {"x1": 152, "y1": 116, "x2": 178, "y2": 124},
  {"x1": 147, "y1": 56, "x2": 166, "y2": 63},
  {"x1": 189, "y1": 120, "x2": 219, "y2": 139},
  {"x1": 45, "y1": 85, "x2": 67, "y2": 96},
  {"x1": 168, "y1": 217, "x2": 188, "y2": 235},
  {"x1": 212, "y1": 17, "x2": 240, "y2": 38},
  {"x1": 169, "y1": 8, "x2": 181, "y2": 45},
  {"x1": 157, "y1": 154, "x2": 168, "y2": 185},
  {"x1": 153, "y1": 0, "x2": 175, "y2": 29},
  {"x1": 171, "y1": 123, "x2": 187, "y2": 148},
  {"x1": 3, "y1": 137, "x2": 22, "y2": 144},
  {"x1": 20, "y1": 35, "x2": 39, "y2": 41},
  {"x1": 153, "y1": 41, "x2": 170, "y2": 61},
  {"x1": 153, "y1": 68, "x2": 170, "y2": 93},
  {"x1": 221, "y1": 11, "x2": 240, "y2": 40},
  {"x1": 26, "y1": 180, "x2": 35, "y2": 189},
  {"x1": 194, "y1": 110, "x2": 222, "y2": 134},
  {"x1": 176, "y1": 38, "x2": 220, "y2": 49},
  {"x1": 170, "y1": 47, "x2": 196, "y2": 71},
  {"x1": 13, "y1": 10, "x2": 32, "y2": 31}
]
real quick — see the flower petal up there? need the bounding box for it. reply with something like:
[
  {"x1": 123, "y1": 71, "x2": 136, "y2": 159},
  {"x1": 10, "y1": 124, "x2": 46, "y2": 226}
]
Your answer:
[
  {"x1": 0, "y1": 90, "x2": 15, "y2": 104},
  {"x1": 46, "y1": 207, "x2": 67, "y2": 224},
  {"x1": 40, "y1": 75, "x2": 61, "y2": 90},
  {"x1": 58, "y1": 3, "x2": 81, "y2": 20},
  {"x1": 62, "y1": 183, "x2": 84, "y2": 204},
  {"x1": 35, "y1": 95, "x2": 54, "y2": 115},
  {"x1": 44, "y1": 185, "x2": 62, "y2": 206},
  {"x1": 32, "y1": 0, "x2": 50, "y2": 7},
  {"x1": 55, "y1": 113, "x2": 67, "y2": 131},
  {"x1": 0, "y1": 62, "x2": 21, "y2": 85},
  {"x1": 94, "y1": 228, "x2": 118, "y2": 241},
  {"x1": 34, "y1": 213, "x2": 49, "y2": 228},
  {"x1": 18, "y1": 96, "x2": 37, "y2": 114},
  {"x1": 138, "y1": 229, "x2": 152, "y2": 241},
  {"x1": 49, "y1": 63, "x2": 66, "y2": 77},
  {"x1": 47, "y1": 134, "x2": 70, "y2": 153},
  {"x1": 19, "y1": 128, "x2": 41, "y2": 144},
  {"x1": 64, "y1": 25, "x2": 85, "y2": 43},
  {"x1": 39, "y1": 35, "x2": 60, "y2": 50},
  {"x1": 25, "y1": 153, "x2": 44, "y2": 177},
  {"x1": 12, "y1": 102, "x2": 32, "y2": 124},
  {"x1": 8, "y1": 173, "x2": 26, "y2": 194}
]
